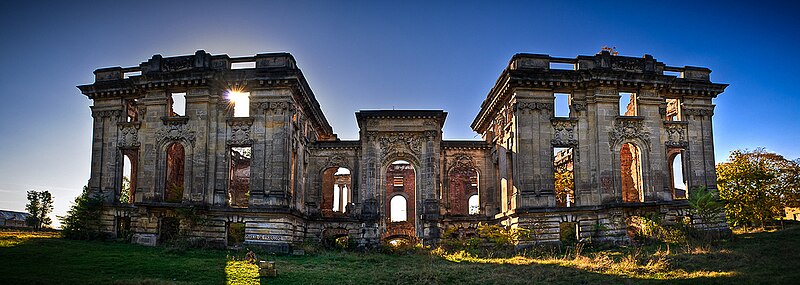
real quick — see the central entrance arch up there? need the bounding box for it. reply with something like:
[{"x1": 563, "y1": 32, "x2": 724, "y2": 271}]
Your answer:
[{"x1": 383, "y1": 158, "x2": 417, "y2": 241}]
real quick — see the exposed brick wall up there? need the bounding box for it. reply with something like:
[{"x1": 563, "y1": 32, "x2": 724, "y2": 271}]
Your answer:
[
  {"x1": 165, "y1": 143, "x2": 185, "y2": 202},
  {"x1": 447, "y1": 167, "x2": 478, "y2": 215},
  {"x1": 385, "y1": 163, "x2": 415, "y2": 237}
]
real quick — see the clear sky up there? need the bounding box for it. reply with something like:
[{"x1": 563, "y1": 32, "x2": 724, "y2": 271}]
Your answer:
[{"x1": 1, "y1": 0, "x2": 798, "y2": 227}]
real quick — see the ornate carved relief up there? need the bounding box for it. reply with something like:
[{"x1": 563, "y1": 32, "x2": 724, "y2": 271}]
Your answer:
[
  {"x1": 93, "y1": 110, "x2": 121, "y2": 119},
  {"x1": 449, "y1": 153, "x2": 476, "y2": 170},
  {"x1": 552, "y1": 120, "x2": 578, "y2": 147},
  {"x1": 682, "y1": 108, "x2": 714, "y2": 117},
  {"x1": 609, "y1": 118, "x2": 651, "y2": 149},
  {"x1": 379, "y1": 132, "x2": 422, "y2": 159},
  {"x1": 162, "y1": 57, "x2": 194, "y2": 72},
  {"x1": 156, "y1": 123, "x2": 196, "y2": 146},
  {"x1": 117, "y1": 124, "x2": 140, "y2": 148},
  {"x1": 228, "y1": 118, "x2": 254, "y2": 145},
  {"x1": 323, "y1": 155, "x2": 348, "y2": 169},
  {"x1": 664, "y1": 122, "x2": 689, "y2": 148},
  {"x1": 516, "y1": 102, "x2": 554, "y2": 114},
  {"x1": 572, "y1": 102, "x2": 587, "y2": 113},
  {"x1": 258, "y1": 101, "x2": 295, "y2": 115}
]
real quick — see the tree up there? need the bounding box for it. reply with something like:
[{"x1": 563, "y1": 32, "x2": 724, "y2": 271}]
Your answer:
[
  {"x1": 716, "y1": 148, "x2": 800, "y2": 227},
  {"x1": 60, "y1": 185, "x2": 105, "y2": 240},
  {"x1": 25, "y1": 190, "x2": 53, "y2": 230},
  {"x1": 687, "y1": 186, "x2": 725, "y2": 227}
]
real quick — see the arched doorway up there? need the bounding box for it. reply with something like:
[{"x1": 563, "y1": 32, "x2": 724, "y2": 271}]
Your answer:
[
  {"x1": 620, "y1": 142, "x2": 643, "y2": 203},
  {"x1": 385, "y1": 160, "x2": 416, "y2": 239}
]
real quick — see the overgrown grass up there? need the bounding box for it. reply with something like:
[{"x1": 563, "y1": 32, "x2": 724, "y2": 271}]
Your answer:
[{"x1": 1, "y1": 226, "x2": 799, "y2": 284}]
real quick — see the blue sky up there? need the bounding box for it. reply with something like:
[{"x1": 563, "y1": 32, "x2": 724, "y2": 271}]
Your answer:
[{"x1": 1, "y1": 0, "x2": 798, "y2": 226}]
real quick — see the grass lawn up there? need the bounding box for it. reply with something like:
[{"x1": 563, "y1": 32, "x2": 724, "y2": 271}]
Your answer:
[{"x1": 1, "y1": 225, "x2": 799, "y2": 285}]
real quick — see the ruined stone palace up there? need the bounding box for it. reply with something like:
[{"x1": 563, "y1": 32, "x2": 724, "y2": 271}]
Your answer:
[{"x1": 78, "y1": 50, "x2": 729, "y2": 249}]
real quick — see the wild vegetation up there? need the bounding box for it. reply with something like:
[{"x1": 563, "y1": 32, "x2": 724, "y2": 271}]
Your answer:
[
  {"x1": 716, "y1": 148, "x2": 800, "y2": 228},
  {"x1": 25, "y1": 190, "x2": 53, "y2": 230},
  {"x1": 1, "y1": 224, "x2": 799, "y2": 284}
]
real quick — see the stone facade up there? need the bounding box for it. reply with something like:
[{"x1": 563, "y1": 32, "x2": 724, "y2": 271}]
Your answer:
[{"x1": 78, "y1": 50, "x2": 729, "y2": 250}]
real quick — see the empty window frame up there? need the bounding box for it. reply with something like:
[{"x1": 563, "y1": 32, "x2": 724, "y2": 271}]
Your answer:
[
  {"x1": 666, "y1": 99, "x2": 680, "y2": 121},
  {"x1": 169, "y1": 92, "x2": 186, "y2": 117},
  {"x1": 120, "y1": 152, "x2": 137, "y2": 204},
  {"x1": 125, "y1": 99, "x2": 139, "y2": 122},
  {"x1": 468, "y1": 194, "x2": 479, "y2": 215},
  {"x1": 554, "y1": 93, "x2": 571, "y2": 117},
  {"x1": 227, "y1": 91, "x2": 251, "y2": 117},
  {"x1": 554, "y1": 147, "x2": 575, "y2": 207},
  {"x1": 669, "y1": 150, "x2": 688, "y2": 199},
  {"x1": 448, "y1": 166, "x2": 479, "y2": 215},
  {"x1": 229, "y1": 147, "x2": 251, "y2": 208},
  {"x1": 231, "y1": 61, "x2": 256, "y2": 69},
  {"x1": 619, "y1": 92, "x2": 637, "y2": 116},
  {"x1": 620, "y1": 143, "x2": 644, "y2": 203},
  {"x1": 390, "y1": 195, "x2": 408, "y2": 222},
  {"x1": 549, "y1": 62, "x2": 575, "y2": 70},
  {"x1": 164, "y1": 143, "x2": 185, "y2": 203}
]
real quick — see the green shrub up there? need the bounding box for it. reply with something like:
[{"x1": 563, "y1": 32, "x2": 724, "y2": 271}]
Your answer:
[{"x1": 59, "y1": 186, "x2": 105, "y2": 240}]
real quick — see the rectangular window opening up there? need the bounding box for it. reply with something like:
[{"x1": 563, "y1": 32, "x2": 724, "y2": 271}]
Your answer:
[
  {"x1": 663, "y1": 70, "x2": 681, "y2": 77},
  {"x1": 666, "y1": 99, "x2": 680, "y2": 121},
  {"x1": 231, "y1": 92, "x2": 250, "y2": 117},
  {"x1": 554, "y1": 147, "x2": 575, "y2": 207},
  {"x1": 170, "y1": 92, "x2": 186, "y2": 117},
  {"x1": 123, "y1": 71, "x2": 142, "y2": 79},
  {"x1": 550, "y1": 62, "x2": 575, "y2": 70},
  {"x1": 554, "y1": 93, "x2": 571, "y2": 117},
  {"x1": 619, "y1": 92, "x2": 636, "y2": 116},
  {"x1": 231, "y1": 62, "x2": 256, "y2": 69}
]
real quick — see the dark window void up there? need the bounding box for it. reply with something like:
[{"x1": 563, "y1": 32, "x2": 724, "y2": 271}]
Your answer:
[
  {"x1": 620, "y1": 143, "x2": 643, "y2": 203},
  {"x1": 229, "y1": 147, "x2": 251, "y2": 208},
  {"x1": 231, "y1": 62, "x2": 256, "y2": 69},
  {"x1": 158, "y1": 217, "x2": 180, "y2": 245},
  {"x1": 505, "y1": 152, "x2": 514, "y2": 211},
  {"x1": 321, "y1": 167, "x2": 351, "y2": 217},
  {"x1": 668, "y1": 149, "x2": 688, "y2": 199},
  {"x1": 227, "y1": 222, "x2": 246, "y2": 246},
  {"x1": 619, "y1": 92, "x2": 637, "y2": 116},
  {"x1": 554, "y1": 147, "x2": 575, "y2": 207},
  {"x1": 447, "y1": 166, "x2": 479, "y2": 216},
  {"x1": 554, "y1": 93, "x2": 571, "y2": 117},
  {"x1": 559, "y1": 222, "x2": 578, "y2": 246},
  {"x1": 120, "y1": 151, "x2": 137, "y2": 204},
  {"x1": 165, "y1": 143, "x2": 185, "y2": 203},
  {"x1": 169, "y1": 92, "x2": 186, "y2": 117},
  {"x1": 116, "y1": 216, "x2": 131, "y2": 240}
]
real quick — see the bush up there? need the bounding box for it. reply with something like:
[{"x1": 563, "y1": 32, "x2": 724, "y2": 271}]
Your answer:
[{"x1": 59, "y1": 186, "x2": 105, "y2": 240}]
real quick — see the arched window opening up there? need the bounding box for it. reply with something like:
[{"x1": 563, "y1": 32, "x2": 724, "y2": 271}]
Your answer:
[
  {"x1": 554, "y1": 147, "x2": 575, "y2": 207},
  {"x1": 229, "y1": 147, "x2": 251, "y2": 208},
  {"x1": 390, "y1": 195, "x2": 407, "y2": 222},
  {"x1": 669, "y1": 150, "x2": 688, "y2": 199},
  {"x1": 468, "y1": 194, "x2": 479, "y2": 215},
  {"x1": 322, "y1": 167, "x2": 351, "y2": 216},
  {"x1": 164, "y1": 143, "x2": 185, "y2": 203},
  {"x1": 620, "y1": 143, "x2": 643, "y2": 203},
  {"x1": 447, "y1": 165, "x2": 479, "y2": 215},
  {"x1": 120, "y1": 153, "x2": 137, "y2": 204}
]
